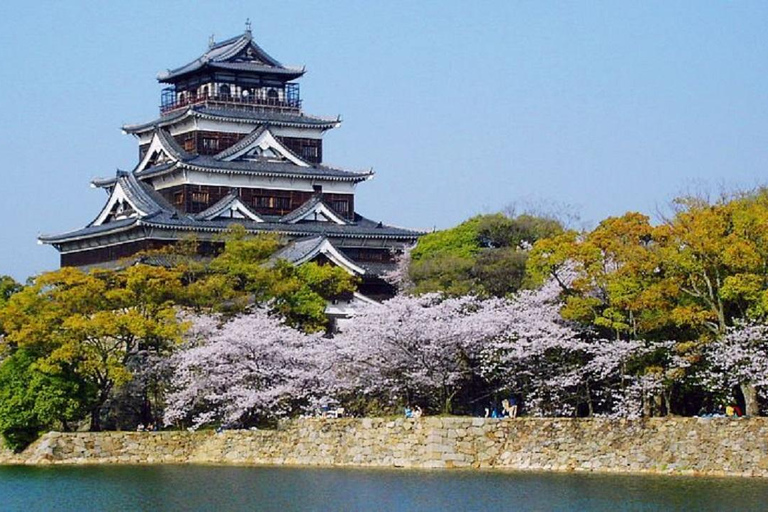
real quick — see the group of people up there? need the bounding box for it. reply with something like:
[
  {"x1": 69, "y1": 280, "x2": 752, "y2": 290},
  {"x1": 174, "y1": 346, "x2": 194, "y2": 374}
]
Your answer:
[
  {"x1": 404, "y1": 406, "x2": 423, "y2": 419},
  {"x1": 136, "y1": 423, "x2": 158, "y2": 431},
  {"x1": 697, "y1": 403, "x2": 744, "y2": 418},
  {"x1": 484, "y1": 397, "x2": 519, "y2": 419}
]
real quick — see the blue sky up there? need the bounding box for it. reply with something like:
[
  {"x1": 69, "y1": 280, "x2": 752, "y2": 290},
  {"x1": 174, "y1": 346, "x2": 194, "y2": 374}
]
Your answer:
[{"x1": 1, "y1": 1, "x2": 767, "y2": 280}]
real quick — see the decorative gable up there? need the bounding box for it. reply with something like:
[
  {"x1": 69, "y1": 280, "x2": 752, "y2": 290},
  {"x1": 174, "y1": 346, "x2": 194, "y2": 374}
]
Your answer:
[
  {"x1": 135, "y1": 131, "x2": 180, "y2": 173},
  {"x1": 194, "y1": 194, "x2": 263, "y2": 222},
  {"x1": 271, "y1": 236, "x2": 366, "y2": 276},
  {"x1": 282, "y1": 197, "x2": 348, "y2": 225},
  {"x1": 92, "y1": 182, "x2": 145, "y2": 226},
  {"x1": 215, "y1": 127, "x2": 309, "y2": 167}
]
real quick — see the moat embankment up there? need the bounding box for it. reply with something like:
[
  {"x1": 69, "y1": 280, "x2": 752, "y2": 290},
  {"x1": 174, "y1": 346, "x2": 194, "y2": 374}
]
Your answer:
[{"x1": 2, "y1": 417, "x2": 766, "y2": 477}]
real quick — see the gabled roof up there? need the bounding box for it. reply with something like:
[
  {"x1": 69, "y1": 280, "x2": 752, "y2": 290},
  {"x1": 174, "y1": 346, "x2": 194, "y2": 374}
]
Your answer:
[
  {"x1": 280, "y1": 195, "x2": 348, "y2": 225},
  {"x1": 269, "y1": 236, "x2": 366, "y2": 275},
  {"x1": 213, "y1": 126, "x2": 309, "y2": 166},
  {"x1": 131, "y1": 128, "x2": 188, "y2": 175},
  {"x1": 158, "y1": 30, "x2": 305, "y2": 83},
  {"x1": 194, "y1": 191, "x2": 264, "y2": 222},
  {"x1": 122, "y1": 106, "x2": 341, "y2": 135},
  {"x1": 90, "y1": 171, "x2": 176, "y2": 227}
]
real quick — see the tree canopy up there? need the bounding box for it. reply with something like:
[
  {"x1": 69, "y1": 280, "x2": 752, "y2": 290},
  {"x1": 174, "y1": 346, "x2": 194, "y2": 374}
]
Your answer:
[{"x1": 409, "y1": 213, "x2": 563, "y2": 297}]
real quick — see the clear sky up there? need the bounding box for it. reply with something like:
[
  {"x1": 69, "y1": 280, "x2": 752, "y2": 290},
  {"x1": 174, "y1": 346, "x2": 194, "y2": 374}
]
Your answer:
[{"x1": 1, "y1": 1, "x2": 767, "y2": 280}]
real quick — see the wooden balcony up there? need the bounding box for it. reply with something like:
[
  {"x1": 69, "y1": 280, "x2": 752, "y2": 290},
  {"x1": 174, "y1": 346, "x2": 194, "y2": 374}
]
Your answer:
[{"x1": 160, "y1": 84, "x2": 302, "y2": 115}]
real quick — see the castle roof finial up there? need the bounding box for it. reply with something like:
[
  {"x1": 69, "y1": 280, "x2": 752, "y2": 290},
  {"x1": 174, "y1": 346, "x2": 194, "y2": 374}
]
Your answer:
[
  {"x1": 245, "y1": 18, "x2": 252, "y2": 35},
  {"x1": 208, "y1": 34, "x2": 215, "y2": 49}
]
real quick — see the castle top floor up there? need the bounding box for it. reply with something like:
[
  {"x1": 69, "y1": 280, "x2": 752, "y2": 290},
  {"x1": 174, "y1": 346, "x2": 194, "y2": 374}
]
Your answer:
[{"x1": 157, "y1": 25, "x2": 305, "y2": 115}]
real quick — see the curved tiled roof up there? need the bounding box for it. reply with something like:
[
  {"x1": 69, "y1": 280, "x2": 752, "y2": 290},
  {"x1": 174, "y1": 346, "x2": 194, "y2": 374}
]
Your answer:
[
  {"x1": 193, "y1": 191, "x2": 263, "y2": 222},
  {"x1": 122, "y1": 106, "x2": 341, "y2": 134},
  {"x1": 211, "y1": 125, "x2": 269, "y2": 160},
  {"x1": 155, "y1": 128, "x2": 192, "y2": 160},
  {"x1": 135, "y1": 156, "x2": 372, "y2": 183},
  {"x1": 41, "y1": 209, "x2": 423, "y2": 245},
  {"x1": 114, "y1": 170, "x2": 176, "y2": 216},
  {"x1": 39, "y1": 217, "x2": 140, "y2": 244},
  {"x1": 157, "y1": 31, "x2": 305, "y2": 83}
]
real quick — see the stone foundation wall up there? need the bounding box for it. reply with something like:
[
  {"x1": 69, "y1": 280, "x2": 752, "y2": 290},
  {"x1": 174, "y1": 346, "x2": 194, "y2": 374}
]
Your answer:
[{"x1": 2, "y1": 417, "x2": 767, "y2": 477}]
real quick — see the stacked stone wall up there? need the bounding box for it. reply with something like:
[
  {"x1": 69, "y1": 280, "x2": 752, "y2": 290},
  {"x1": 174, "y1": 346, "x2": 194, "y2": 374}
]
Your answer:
[{"x1": 2, "y1": 417, "x2": 767, "y2": 477}]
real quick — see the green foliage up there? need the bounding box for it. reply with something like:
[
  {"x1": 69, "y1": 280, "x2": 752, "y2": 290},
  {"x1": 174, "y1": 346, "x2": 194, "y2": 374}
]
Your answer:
[
  {"x1": 0, "y1": 265, "x2": 186, "y2": 431},
  {"x1": 410, "y1": 213, "x2": 563, "y2": 297},
  {"x1": 0, "y1": 275, "x2": 22, "y2": 335},
  {"x1": 165, "y1": 226, "x2": 358, "y2": 332},
  {"x1": 0, "y1": 275, "x2": 21, "y2": 307},
  {"x1": 525, "y1": 188, "x2": 768, "y2": 416},
  {"x1": 0, "y1": 349, "x2": 92, "y2": 451}
]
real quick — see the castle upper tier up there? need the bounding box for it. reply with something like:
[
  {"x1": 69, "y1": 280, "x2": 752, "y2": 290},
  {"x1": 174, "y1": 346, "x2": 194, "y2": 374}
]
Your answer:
[{"x1": 40, "y1": 27, "x2": 422, "y2": 301}]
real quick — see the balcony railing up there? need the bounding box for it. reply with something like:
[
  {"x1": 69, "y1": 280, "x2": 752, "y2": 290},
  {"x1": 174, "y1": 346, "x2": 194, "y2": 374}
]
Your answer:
[{"x1": 160, "y1": 84, "x2": 301, "y2": 115}]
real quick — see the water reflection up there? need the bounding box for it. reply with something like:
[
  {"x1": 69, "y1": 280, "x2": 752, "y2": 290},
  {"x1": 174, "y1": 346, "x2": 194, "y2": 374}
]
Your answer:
[{"x1": 0, "y1": 465, "x2": 766, "y2": 511}]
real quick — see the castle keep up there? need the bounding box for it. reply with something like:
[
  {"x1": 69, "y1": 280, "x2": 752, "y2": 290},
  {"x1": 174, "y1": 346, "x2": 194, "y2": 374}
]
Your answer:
[{"x1": 40, "y1": 27, "x2": 421, "y2": 304}]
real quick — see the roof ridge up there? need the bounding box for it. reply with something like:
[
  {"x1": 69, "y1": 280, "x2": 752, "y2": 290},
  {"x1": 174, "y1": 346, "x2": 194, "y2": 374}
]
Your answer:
[
  {"x1": 279, "y1": 194, "x2": 324, "y2": 223},
  {"x1": 156, "y1": 128, "x2": 192, "y2": 160},
  {"x1": 158, "y1": 32, "x2": 300, "y2": 82},
  {"x1": 122, "y1": 109, "x2": 341, "y2": 134},
  {"x1": 193, "y1": 190, "x2": 238, "y2": 220},
  {"x1": 212, "y1": 125, "x2": 269, "y2": 160}
]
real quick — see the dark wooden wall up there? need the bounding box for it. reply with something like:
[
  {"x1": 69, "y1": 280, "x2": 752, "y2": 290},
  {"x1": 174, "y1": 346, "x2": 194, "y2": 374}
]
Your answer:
[
  {"x1": 158, "y1": 184, "x2": 354, "y2": 219},
  {"x1": 139, "y1": 132, "x2": 323, "y2": 164},
  {"x1": 61, "y1": 240, "x2": 174, "y2": 267}
]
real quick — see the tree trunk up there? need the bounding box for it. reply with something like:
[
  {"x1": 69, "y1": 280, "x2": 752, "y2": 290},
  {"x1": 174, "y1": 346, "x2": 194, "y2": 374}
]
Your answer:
[
  {"x1": 642, "y1": 388, "x2": 652, "y2": 418},
  {"x1": 584, "y1": 383, "x2": 594, "y2": 417},
  {"x1": 663, "y1": 389, "x2": 673, "y2": 416},
  {"x1": 740, "y1": 382, "x2": 759, "y2": 416},
  {"x1": 90, "y1": 408, "x2": 102, "y2": 432}
]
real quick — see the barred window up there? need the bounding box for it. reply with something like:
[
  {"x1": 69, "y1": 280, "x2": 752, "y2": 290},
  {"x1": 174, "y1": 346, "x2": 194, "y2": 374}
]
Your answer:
[
  {"x1": 191, "y1": 191, "x2": 209, "y2": 204},
  {"x1": 331, "y1": 200, "x2": 349, "y2": 214}
]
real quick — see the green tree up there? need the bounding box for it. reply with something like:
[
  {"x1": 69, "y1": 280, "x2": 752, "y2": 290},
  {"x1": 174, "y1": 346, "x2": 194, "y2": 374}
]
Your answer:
[
  {"x1": 0, "y1": 349, "x2": 92, "y2": 451},
  {"x1": 178, "y1": 226, "x2": 358, "y2": 332},
  {"x1": 655, "y1": 190, "x2": 768, "y2": 414},
  {"x1": 0, "y1": 275, "x2": 22, "y2": 335},
  {"x1": 0, "y1": 265, "x2": 186, "y2": 431},
  {"x1": 411, "y1": 213, "x2": 563, "y2": 297}
]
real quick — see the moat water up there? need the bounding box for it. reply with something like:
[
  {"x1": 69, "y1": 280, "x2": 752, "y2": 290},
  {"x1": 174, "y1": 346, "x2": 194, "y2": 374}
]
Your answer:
[{"x1": 1, "y1": 465, "x2": 767, "y2": 511}]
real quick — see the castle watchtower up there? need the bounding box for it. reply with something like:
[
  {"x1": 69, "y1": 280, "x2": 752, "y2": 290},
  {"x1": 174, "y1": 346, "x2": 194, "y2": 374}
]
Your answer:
[{"x1": 158, "y1": 26, "x2": 304, "y2": 118}]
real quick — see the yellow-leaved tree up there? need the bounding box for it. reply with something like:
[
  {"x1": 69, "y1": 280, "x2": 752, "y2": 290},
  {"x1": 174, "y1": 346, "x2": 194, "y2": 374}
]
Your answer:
[{"x1": 0, "y1": 265, "x2": 186, "y2": 430}]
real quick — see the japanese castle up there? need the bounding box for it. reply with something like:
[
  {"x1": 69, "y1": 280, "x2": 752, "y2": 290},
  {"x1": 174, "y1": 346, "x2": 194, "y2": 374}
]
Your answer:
[{"x1": 40, "y1": 26, "x2": 421, "y2": 306}]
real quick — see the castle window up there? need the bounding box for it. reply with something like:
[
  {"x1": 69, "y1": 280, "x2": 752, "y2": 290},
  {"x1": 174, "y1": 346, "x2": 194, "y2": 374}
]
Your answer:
[
  {"x1": 255, "y1": 196, "x2": 273, "y2": 208},
  {"x1": 202, "y1": 138, "x2": 219, "y2": 152},
  {"x1": 331, "y1": 200, "x2": 349, "y2": 214},
  {"x1": 254, "y1": 196, "x2": 291, "y2": 210},
  {"x1": 191, "y1": 191, "x2": 209, "y2": 204},
  {"x1": 219, "y1": 84, "x2": 231, "y2": 98},
  {"x1": 267, "y1": 88, "x2": 279, "y2": 102},
  {"x1": 174, "y1": 192, "x2": 184, "y2": 206}
]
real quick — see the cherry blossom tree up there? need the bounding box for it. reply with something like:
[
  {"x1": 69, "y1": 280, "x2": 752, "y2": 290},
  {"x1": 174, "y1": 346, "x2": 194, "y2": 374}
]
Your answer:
[
  {"x1": 332, "y1": 294, "x2": 497, "y2": 414},
  {"x1": 381, "y1": 244, "x2": 415, "y2": 294},
  {"x1": 700, "y1": 322, "x2": 768, "y2": 414},
  {"x1": 164, "y1": 309, "x2": 325, "y2": 429}
]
